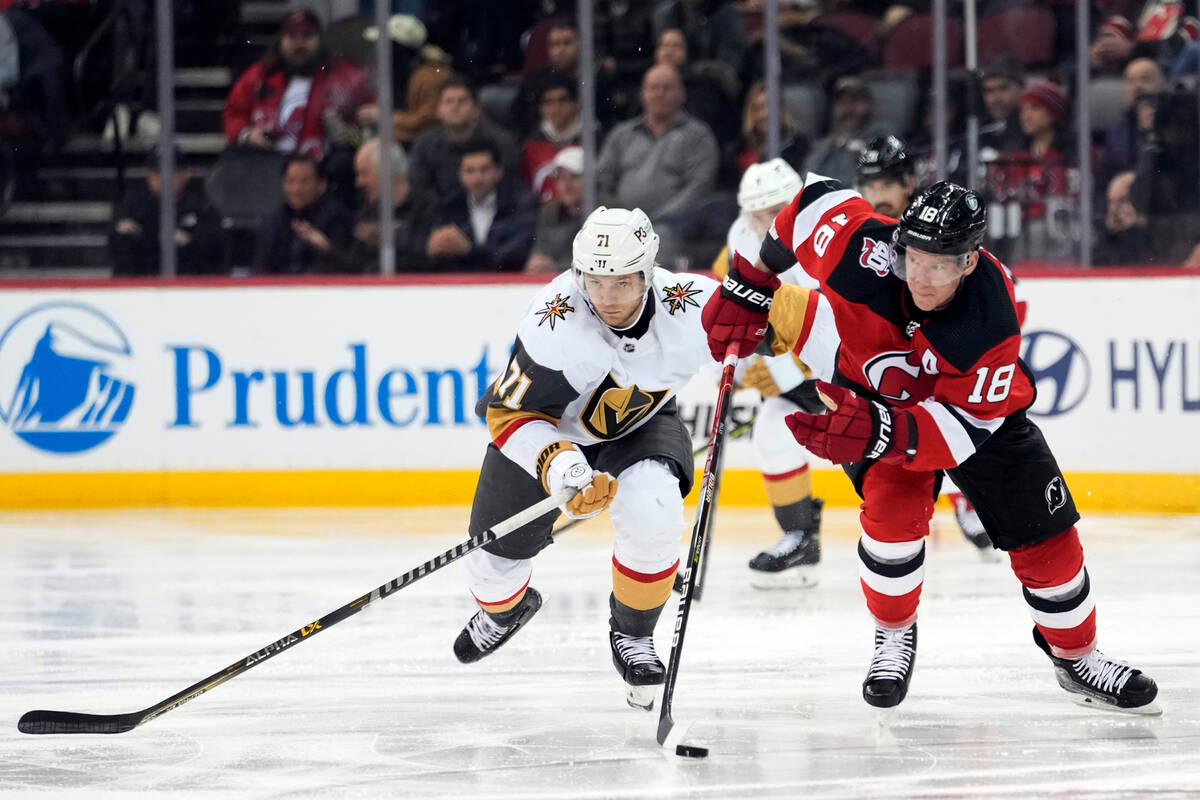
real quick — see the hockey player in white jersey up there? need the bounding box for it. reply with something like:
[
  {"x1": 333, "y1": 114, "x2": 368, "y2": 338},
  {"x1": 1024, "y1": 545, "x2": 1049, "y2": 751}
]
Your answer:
[
  {"x1": 721, "y1": 159, "x2": 838, "y2": 587},
  {"x1": 455, "y1": 206, "x2": 833, "y2": 710}
]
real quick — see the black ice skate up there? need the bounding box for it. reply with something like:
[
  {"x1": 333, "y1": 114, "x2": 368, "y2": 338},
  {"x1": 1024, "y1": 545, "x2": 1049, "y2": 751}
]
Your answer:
[
  {"x1": 610, "y1": 631, "x2": 665, "y2": 711},
  {"x1": 748, "y1": 528, "x2": 820, "y2": 589},
  {"x1": 862, "y1": 623, "x2": 917, "y2": 708},
  {"x1": 951, "y1": 495, "x2": 999, "y2": 562},
  {"x1": 1032, "y1": 627, "x2": 1161, "y2": 715},
  {"x1": 453, "y1": 588, "x2": 543, "y2": 664}
]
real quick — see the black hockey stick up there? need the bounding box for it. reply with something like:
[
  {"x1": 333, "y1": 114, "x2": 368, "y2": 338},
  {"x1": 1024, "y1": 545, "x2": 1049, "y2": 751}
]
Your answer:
[
  {"x1": 18, "y1": 487, "x2": 576, "y2": 735},
  {"x1": 657, "y1": 345, "x2": 739, "y2": 747}
]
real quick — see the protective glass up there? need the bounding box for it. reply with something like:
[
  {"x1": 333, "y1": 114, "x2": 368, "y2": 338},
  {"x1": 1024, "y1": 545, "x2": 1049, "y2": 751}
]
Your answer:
[{"x1": 890, "y1": 245, "x2": 971, "y2": 286}]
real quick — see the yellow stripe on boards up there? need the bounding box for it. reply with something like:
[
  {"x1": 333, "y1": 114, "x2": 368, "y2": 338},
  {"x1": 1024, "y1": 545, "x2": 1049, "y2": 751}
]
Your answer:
[{"x1": 0, "y1": 470, "x2": 1196, "y2": 514}]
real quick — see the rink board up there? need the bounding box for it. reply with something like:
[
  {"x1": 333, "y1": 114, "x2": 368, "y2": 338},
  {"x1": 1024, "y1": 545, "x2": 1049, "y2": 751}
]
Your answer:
[{"x1": 0, "y1": 274, "x2": 1197, "y2": 511}]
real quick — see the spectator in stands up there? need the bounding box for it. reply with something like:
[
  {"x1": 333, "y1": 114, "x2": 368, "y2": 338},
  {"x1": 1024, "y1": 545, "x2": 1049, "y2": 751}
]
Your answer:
[
  {"x1": 509, "y1": 17, "x2": 580, "y2": 137},
  {"x1": 593, "y1": 2, "x2": 658, "y2": 126},
  {"x1": 109, "y1": 146, "x2": 225, "y2": 276},
  {"x1": 408, "y1": 78, "x2": 517, "y2": 200},
  {"x1": 526, "y1": 146, "x2": 585, "y2": 274},
  {"x1": 731, "y1": 80, "x2": 810, "y2": 179},
  {"x1": 519, "y1": 74, "x2": 582, "y2": 204},
  {"x1": 979, "y1": 58, "x2": 1027, "y2": 155},
  {"x1": 1099, "y1": 57, "x2": 1166, "y2": 187},
  {"x1": 253, "y1": 155, "x2": 353, "y2": 274},
  {"x1": 0, "y1": 8, "x2": 69, "y2": 198},
  {"x1": 1090, "y1": 15, "x2": 1137, "y2": 75},
  {"x1": 652, "y1": 0, "x2": 747, "y2": 70},
  {"x1": 223, "y1": 8, "x2": 374, "y2": 160},
  {"x1": 1127, "y1": 88, "x2": 1200, "y2": 261},
  {"x1": 595, "y1": 63, "x2": 719, "y2": 250},
  {"x1": 1097, "y1": 170, "x2": 1154, "y2": 264},
  {"x1": 804, "y1": 76, "x2": 889, "y2": 187},
  {"x1": 426, "y1": 137, "x2": 536, "y2": 272},
  {"x1": 349, "y1": 137, "x2": 438, "y2": 272},
  {"x1": 355, "y1": 14, "x2": 456, "y2": 146},
  {"x1": 653, "y1": 27, "x2": 742, "y2": 148}
]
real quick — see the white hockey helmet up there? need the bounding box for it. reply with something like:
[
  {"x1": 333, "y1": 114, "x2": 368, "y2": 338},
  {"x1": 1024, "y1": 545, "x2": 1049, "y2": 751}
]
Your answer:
[
  {"x1": 571, "y1": 206, "x2": 659, "y2": 284},
  {"x1": 737, "y1": 158, "x2": 803, "y2": 213}
]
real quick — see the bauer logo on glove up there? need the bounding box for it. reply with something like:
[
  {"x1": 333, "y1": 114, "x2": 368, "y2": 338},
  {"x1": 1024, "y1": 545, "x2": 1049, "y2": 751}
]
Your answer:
[{"x1": 784, "y1": 381, "x2": 916, "y2": 465}]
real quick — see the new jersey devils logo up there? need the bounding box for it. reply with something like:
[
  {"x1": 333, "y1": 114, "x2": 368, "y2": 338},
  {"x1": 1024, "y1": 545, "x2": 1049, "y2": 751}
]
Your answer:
[
  {"x1": 859, "y1": 237, "x2": 893, "y2": 277},
  {"x1": 863, "y1": 350, "x2": 938, "y2": 402},
  {"x1": 1045, "y1": 476, "x2": 1067, "y2": 514}
]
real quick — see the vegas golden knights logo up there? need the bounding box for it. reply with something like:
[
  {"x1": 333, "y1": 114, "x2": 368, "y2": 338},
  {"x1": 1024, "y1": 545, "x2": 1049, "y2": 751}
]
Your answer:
[{"x1": 581, "y1": 374, "x2": 670, "y2": 439}]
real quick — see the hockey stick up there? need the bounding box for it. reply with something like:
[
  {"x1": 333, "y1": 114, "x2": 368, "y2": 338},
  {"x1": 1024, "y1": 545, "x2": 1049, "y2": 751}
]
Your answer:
[
  {"x1": 657, "y1": 344, "x2": 739, "y2": 748},
  {"x1": 18, "y1": 487, "x2": 577, "y2": 736}
]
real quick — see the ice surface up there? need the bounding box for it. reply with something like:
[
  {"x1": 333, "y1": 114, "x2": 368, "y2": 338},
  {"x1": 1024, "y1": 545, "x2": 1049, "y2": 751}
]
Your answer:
[{"x1": 1, "y1": 506, "x2": 1197, "y2": 799}]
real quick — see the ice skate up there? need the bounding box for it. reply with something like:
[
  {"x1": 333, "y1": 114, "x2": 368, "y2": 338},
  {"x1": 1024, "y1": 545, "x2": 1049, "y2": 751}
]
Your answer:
[
  {"x1": 748, "y1": 528, "x2": 820, "y2": 589},
  {"x1": 950, "y1": 493, "x2": 999, "y2": 562},
  {"x1": 610, "y1": 631, "x2": 664, "y2": 711},
  {"x1": 862, "y1": 623, "x2": 917, "y2": 708},
  {"x1": 453, "y1": 588, "x2": 543, "y2": 664},
  {"x1": 1032, "y1": 627, "x2": 1161, "y2": 715}
]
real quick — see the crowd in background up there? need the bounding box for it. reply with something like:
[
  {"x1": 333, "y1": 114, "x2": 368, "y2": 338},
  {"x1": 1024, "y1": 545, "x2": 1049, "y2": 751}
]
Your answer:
[{"x1": 3, "y1": 0, "x2": 1200, "y2": 275}]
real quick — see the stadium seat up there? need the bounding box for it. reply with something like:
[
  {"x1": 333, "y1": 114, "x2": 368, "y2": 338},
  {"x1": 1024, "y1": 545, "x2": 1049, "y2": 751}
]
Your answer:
[
  {"x1": 862, "y1": 71, "x2": 920, "y2": 137},
  {"x1": 783, "y1": 82, "x2": 827, "y2": 139},
  {"x1": 811, "y1": 12, "x2": 881, "y2": 59},
  {"x1": 204, "y1": 148, "x2": 285, "y2": 231},
  {"x1": 479, "y1": 83, "x2": 519, "y2": 126},
  {"x1": 978, "y1": 5, "x2": 1056, "y2": 67},
  {"x1": 1089, "y1": 76, "x2": 1128, "y2": 132},
  {"x1": 882, "y1": 14, "x2": 963, "y2": 70}
]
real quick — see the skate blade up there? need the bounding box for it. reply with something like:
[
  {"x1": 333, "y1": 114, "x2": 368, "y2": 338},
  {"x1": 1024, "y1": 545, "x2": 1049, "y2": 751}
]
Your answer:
[
  {"x1": 625, "y1": 684, "x2": 657, "y2": 712},
  {"x1": 749, "y1": 568, "x2": 818, "y2": 590},
  {"x1": 1068, "y1": 693, "x2": 1164, "y2": 716}
]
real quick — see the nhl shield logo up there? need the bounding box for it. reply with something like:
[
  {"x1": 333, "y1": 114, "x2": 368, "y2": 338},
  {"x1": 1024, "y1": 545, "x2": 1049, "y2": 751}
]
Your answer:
[{"x1": 1044, "y1": 476, "x2": 1067, "y2": 514}]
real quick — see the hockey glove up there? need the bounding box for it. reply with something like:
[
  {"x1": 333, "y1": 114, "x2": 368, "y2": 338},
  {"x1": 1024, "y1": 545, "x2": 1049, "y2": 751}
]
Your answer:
[
  {"x1": 783, "y1": 381, "x2": 915, "y2": 465},
  {"x1": 781, "y1": 379, "x2": 833, "y2": 415},
  {"x1": 701, "y1": 252, "x2": 781, "y2": 361},
  {"x1": 537, "y1": 441, "x2": 619, "y2": 519}
]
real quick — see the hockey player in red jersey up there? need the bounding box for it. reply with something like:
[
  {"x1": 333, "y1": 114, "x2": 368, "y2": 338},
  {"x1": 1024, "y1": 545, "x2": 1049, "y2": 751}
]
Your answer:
[{"x1": 701, "y1": 176, "x2": 1160, "y2": 714}]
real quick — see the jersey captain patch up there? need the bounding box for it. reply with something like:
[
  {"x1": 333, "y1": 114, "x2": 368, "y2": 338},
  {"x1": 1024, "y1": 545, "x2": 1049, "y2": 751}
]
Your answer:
[
  {"x1": 581, "y1": 374, "x2": 670, "y2": 439},
  {"x1": 535, "y1": 293, "x2": 575, "y2": 329},
  {"x1": 660, "y1": 281, "x2": 703, "y2": 315}
]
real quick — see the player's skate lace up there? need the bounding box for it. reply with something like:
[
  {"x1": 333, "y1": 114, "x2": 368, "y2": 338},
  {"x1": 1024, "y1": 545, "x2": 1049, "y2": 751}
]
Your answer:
[
  {"x1": 762, "y1": 531, "x2": 807, "y2": 558},
  {"x1": 1071, "y1": 649, "x2": 1136, "y2": 695},
  {"x1": 866, "y1": 626, "x2": 916, "y2": 682},
  {"x1": 612, "y1": 632, "x2": 658, "y2": 667},
  {"x1": 464, "y1": 611, "x2": 508, "y2": 652}
]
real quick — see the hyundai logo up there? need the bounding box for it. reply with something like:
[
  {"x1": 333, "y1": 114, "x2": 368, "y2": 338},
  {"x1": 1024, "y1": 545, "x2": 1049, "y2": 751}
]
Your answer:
[
  {"x1": 1021, "y1": 330, "x2": 1089, "y2": 417},
  {"x1": 0, "y1": 302, "x2": 136, "y2": 454}
]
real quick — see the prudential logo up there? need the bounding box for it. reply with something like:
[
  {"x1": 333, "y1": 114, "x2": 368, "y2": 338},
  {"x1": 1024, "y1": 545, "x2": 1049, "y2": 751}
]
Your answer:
[{"x1": 0, "y1": 302, "x2": 136, "y2": 454}]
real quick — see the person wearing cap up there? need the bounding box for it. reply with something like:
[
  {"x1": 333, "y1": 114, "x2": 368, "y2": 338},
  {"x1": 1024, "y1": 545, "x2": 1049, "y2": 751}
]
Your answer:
[
  {"x1": 109, "y1": 147, "x2": 226, "y2": 276},
  {"x1": 519, "y1": 74, "x2": 582, "y2": 204},
  {"x1": 346, "y1": 137, "x2": 438, "y2": 272},
  {"x1": 979, "y1": 58, "x2": 1028, "y2": 155},
  {"x1": 525, "y1": 146, "x2": 586, "y2": 274},
  {"x1": 804, "y1": 75, "x2": 889, "y2": 187},
  {"x1": 222, "y1": 7, "x2": 374, "y2": 160},
  {"x1": 1091, "y1": 15, "x2": 1137, "y2": 74}
]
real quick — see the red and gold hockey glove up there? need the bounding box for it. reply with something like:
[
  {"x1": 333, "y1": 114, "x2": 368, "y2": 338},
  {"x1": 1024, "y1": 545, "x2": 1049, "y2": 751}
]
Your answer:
[
  {"x1": 701, "y1": 252, "x2": 781, "y2": 361},
  {"x1": 784, "y1": 381, "x2": 916, "y2": 465}
]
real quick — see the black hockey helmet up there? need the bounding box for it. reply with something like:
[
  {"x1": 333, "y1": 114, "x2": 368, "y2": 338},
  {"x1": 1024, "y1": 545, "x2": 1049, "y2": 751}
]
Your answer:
[
  {"x1": 857, "y1": 136, "x2": 912, "y2": 183},
  {"x1": 893, "y1": 180, "x2": 986, "y2": 262}
]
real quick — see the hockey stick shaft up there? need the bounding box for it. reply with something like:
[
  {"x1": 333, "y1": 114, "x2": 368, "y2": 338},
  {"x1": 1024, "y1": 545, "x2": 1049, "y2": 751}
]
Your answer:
[
  {"x1": 657, "y1": 345, "x2": 739, "y2": 745},
  {"x1": 18, "y1": 487, "x2": 576, "y2": 735}
]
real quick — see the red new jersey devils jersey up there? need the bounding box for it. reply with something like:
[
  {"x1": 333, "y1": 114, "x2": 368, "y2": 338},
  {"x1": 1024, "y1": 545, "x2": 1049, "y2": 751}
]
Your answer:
[{"x1": 758, "y1": 175, "x2": 1035, "y2": 471}]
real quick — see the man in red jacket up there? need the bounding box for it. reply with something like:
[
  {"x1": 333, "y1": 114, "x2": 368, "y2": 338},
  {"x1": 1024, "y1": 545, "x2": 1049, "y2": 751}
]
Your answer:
[
  {"x1": 223, "y1": 8, "x2": 374, "y2": 160},
  {"x1": 700, "y1": 175, "x2": 1160, "y2": 716}
]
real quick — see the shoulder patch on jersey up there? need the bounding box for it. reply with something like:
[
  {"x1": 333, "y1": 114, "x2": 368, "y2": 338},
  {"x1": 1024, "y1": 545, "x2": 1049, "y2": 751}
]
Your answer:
[
  {"x1": 859, "y1": 236, "x2": 893, "y2": 277},
  {"x1": 660, "y1": 281, "x2": 704, "y2": 314},
  {"x1": 535, "y1": 293, "x2": 576, "y2": 330}
]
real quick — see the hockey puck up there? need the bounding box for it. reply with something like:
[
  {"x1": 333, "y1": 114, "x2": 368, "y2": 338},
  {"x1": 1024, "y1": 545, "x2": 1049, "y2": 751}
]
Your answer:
[{"x1": 675, "y1": 744, "x2": 709, "y2": 758}]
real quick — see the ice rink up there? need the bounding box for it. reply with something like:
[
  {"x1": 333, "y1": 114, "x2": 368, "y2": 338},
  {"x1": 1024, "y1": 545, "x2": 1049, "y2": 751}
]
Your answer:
[{"x1": 2, "y1": 505, "x2": 1198, "y2": 799}]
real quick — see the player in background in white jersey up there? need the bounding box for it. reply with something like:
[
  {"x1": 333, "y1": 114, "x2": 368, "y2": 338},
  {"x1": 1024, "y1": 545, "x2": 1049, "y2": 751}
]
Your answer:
[
  {"x1": 455, "y1": 206, "x2": 833, "y2": 710},
  {"x1": 857, "y1": 136, "x2": 1000, "y2": 558},
  {"x1": 715, "y1": 159, "x2": 838, "y2": 587}
]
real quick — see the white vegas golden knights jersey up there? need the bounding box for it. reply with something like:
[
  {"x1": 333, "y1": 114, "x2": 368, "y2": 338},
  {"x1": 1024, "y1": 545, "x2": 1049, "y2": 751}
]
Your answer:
[{"x1": 480, "y1": 267, "x2": 825, "y2": 480}]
